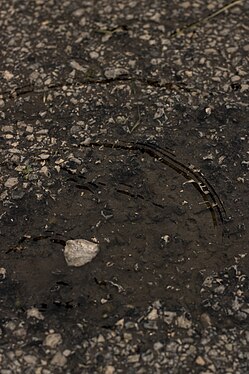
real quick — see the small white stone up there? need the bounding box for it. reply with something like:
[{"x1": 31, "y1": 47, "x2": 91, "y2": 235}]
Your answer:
[
  {"x1": 104, "y1": 67, "x2": 128, "y2": 79},
  {"x1": 26, "y1": 125, "x2": 33, "y2": 133},
  {"x1": 70, "y1": 60, "x2": 86, "y2": 72},
  {"x1": 105, "y1": 366, "x2": 115, "y2": 374},
  {"x1": 231, "y1": 75, "x2": 240, "y2": 82},
  {"x1": 176, "y1": 315, "x2": 192, "y2": 329},
  {"x1": 27, "y1": 307, "x2": 44, "y2": 320},
  {"x1": 72, "y1": 8, "x2": 85, "y2": 17},
  {"x1": 23, "y1": 355, "x2": 37, "y2": 365},
  {"x1": 81, "y1": 137, "x2": 91, "y2": 146},
  {"x1": 39, "y1": 153, "x2": 50, "y2": 160},
  {"x1": 40, "y1": 166, "x2": 49, "y2": 177},
  {"x1": 147, "y1": 308, "x2": 158, "y2": 321},
  {"x1": 79, "y1": 17, "x2": 86, "y2": 27},
  {"x1": 64, "y1": 239, "x2": 99, "y2": 267},
  {"x1": 3, "y1": 70, "x2": 14, "y2": 80},
  {"x1": 5, "y1": 177, "x2": 18, "y2": 188},
  {"x1": 161, "y1": 235, "x2": 170, "y2": 244},
  {"x1": 185, "y1": 70, "x2": 193, "y2": 77},
  {"x1": 154, "y1": 107, "x2": 165, "y2": 119},
  {"x1": 63, "y1": 349, "x2": 72, "y2": 357},
  {"x1": 90, "y1": 51, "x2": 99, "y2": 59},
  {"x1": 43, "y1": 333, "x2": 62, "y2": 348},
  {"x1": 51, "y1": 352, "x2": 67, "y2": 367},
  {"x1": 196, "y1": 356, "x2": 205, "y2": 366}
]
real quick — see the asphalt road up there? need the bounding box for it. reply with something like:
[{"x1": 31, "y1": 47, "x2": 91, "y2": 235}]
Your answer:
[{"x1": 0, "y1": 0, "x2": 249, "y2": 373}]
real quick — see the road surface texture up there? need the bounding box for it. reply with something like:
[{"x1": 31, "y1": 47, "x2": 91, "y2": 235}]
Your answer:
[{"x1": 0, "y1": 0, "x2": 249, "y2": 373}]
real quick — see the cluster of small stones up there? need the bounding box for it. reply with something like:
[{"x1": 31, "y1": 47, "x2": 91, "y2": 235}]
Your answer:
[
  {"x1": 0, "y1": 1, "x2": 248, "y2": 99},
  {"x1": 201, "y1": 264, "x2": 249, "y2": 322},
  {"x1": 1, "y1": 287, "x2": 249, "y2": 373}
]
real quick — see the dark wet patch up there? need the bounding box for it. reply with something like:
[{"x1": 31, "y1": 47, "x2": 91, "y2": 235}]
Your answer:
[{"x1": 1, "y1": 140, "x2": 235, "y2": 327}]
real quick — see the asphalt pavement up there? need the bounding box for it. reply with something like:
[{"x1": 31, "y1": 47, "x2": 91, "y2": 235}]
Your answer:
[{"x1": 0, "y1": 0, "x2": 249, "y2": 373}]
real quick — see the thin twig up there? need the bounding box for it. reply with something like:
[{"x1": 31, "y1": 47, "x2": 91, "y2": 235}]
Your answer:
[{"x1": 172, "y1": 0, "x2": 244, "y2": 36}]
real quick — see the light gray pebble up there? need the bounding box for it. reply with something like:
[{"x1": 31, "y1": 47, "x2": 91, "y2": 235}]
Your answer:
[
  {"x1": 4, "y1": 177, "x2": 18, "y2": 188},
  {"x1": 23, "y1": 355, "x2": 38, "y2": 365},
  {"x1": 153, "y1": 342, "x2": 164, "y2": 351},
  {"x1": 43, "y1": 333, "x2": 62, "y2": 348},
  {"x1": 127, "y1": 354, "x2": 140, "y2": 363},
  {"x1": 51, "y1": 351, "x2": 67, "y2": 367}
]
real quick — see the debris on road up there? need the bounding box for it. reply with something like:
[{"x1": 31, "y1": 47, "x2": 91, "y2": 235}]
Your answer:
[{"x1": 64, "y1": 239, "x2": 99, "y2": 267}]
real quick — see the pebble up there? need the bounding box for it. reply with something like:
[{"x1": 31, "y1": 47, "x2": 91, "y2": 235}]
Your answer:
[
  {"x1": 231, "y1": 75, "x2": 240, "y2": 83},
  {"x1": 153, "y1": 342, "x2": 164, "y2": 351},
  {"x1": 40, "y1": 166, "x2": 49, "y2": 176},
  {"x1": 104, "y1": 67, "x2": 129, "y2": 79},
  {"x1": 39, "y1": 154, "x2": 50, "y2": 160},
  {"x1": 196, "y1": 356, "x2": 206, "y2": 366},
  {"x1": 63, "y1": 349, "x2": 72, "y2": 357},
  {"x1": 4, "y1": 177, "x2": 18, "y2": 188},
  {"x1": 64, "y1": 239, "x2": 99, "y2": 267},
  {"x1": 89, "y1": 51, "x2": 99, "y2": 59},
  {"x1": 43, "y1": 333, "x2": 62, "y2": 348},
  {"x1": 70, "y1": 60, "x2": 86, "y2": 72},
  {"x1": 23, "y1": 355, "x2": 38, "y2": 365},
  {"x1": 13, "y1": 328, "x2": 27, "y2": 339},
  {"x1": 147, "y1": 308, "x2": 158, "y2": 321},
  {"x1": 128, "y1": 354, "x2": 140, "y2": 363},
  {"x1": 105, "y1": 365, "x2": 115, "y2": 374},
  {"x1": 27, "y1": 307, "x2": 44, "y2": 320},
  {"x1": 176, "y1": 315, "x2": 192, "y2": 329},
  {"x1": 200, "y1": 313, "x2": 212, "y2": 328},
  {"x1": 26, "y1": 125, "x2": 33, "y2": 133},
  {"x1": 51, "y1": 351, "x2": 67, "y2": 367}
]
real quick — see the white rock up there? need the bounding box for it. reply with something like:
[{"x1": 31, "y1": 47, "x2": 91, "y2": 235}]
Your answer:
[
  {"x1": 104, "y1": 67, "x2": 128, "y2": 80},
  {"x1": 64, "y1": 239, "x2": 99, "y2": 267},
  {"x1": 43, "y1": 333, "x2": 62, "y2": 348},
  {"x1": 27, "y1": 307, "x2": 44, "y2": 320},
  {"x1": 105, "y1": 366, "x2": 115, "y2": 374},
  {"x1": 3, "y1": 70, "x2": 14, "y2": 80},
  {"x1": 161, "y1": 235, "x2": 170, "y2": 244},
  {"x1": 4, "y1": 177, "x2": 18, "y2": 188},
  {"x1": 90, "y1": 51, "x2": 99, "y2": 59},
  {"x1": 51, "y1": 352, "x2": 67, "y2": 367},
  {"x1": 23, "y1": 355, "x2": 38, "y2": 365},
  {"x1": 176, "y1": 315, "x2": 192, "y2": 329},
  {"x1": 147, "y1": 308, "x2": 158, "y2": 321},
  {"x1": 196, "y1": 356, "x2": 206, "y2": 366},
  {"x1": 70, "y1": 60, "x2": 86, "y2": 72}
]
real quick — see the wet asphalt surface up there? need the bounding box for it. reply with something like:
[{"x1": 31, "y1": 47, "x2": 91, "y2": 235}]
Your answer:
[{"x1": 0, "y1": 0, "x2": 249, "y2": 372}]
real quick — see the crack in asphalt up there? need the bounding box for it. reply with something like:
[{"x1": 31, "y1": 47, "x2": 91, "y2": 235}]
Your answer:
[{"x1": 0, "y1": 77, "x2": 189, "y2": 100}]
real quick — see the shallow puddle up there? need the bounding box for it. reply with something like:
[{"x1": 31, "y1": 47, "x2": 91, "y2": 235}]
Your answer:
[{"x1": 1, "y1": 141, "x2": 237, "y2": 326}]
